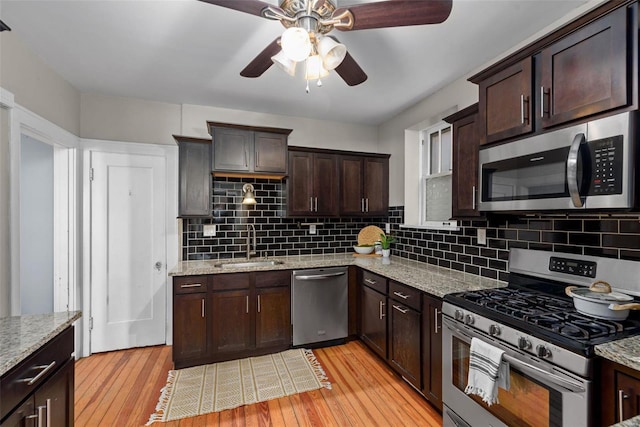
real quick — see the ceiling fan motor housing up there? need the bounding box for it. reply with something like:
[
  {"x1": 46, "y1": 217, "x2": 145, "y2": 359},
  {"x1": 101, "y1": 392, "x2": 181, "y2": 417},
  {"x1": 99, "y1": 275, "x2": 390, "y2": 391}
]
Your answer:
[{"x1": 273, "y1": 0, "x2": 340, "y2": 34}]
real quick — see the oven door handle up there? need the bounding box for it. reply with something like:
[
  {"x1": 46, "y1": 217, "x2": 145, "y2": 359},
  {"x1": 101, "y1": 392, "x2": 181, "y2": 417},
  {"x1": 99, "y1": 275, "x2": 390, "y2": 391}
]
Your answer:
[
  {"x1": 567, "y1": 132, "x2": 585, "y2": 208},
  {"x1": 444, "y1": 320, "x2": 586, "y2": 393}
]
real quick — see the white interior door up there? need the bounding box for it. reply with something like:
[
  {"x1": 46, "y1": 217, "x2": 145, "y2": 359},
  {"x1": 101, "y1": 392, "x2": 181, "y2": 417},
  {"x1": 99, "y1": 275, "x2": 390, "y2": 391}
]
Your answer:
[{"x1": 90, "y1": 151, "x2": 166, "y2": 353}]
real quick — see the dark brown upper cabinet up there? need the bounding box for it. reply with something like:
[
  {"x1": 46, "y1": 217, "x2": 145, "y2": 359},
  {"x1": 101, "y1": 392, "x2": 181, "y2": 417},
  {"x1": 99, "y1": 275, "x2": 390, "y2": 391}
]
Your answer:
[
  {"x1": 444, "y1": 104, "x2": 482, "y2": 218},
  {"x1": 340, "y1": 155, "x2": 389, "y2": 217},
  {"x1": 539, "y1": 5, "x2": 631, "y2": 128},
  {"x1": 470, "y1": 1, "x2": 638, "y2": 145},
  {"x1": 479, "y1": 58, "x2": 533, "y2": 145},
  {"x1": 287, "y1": 148, "x2": 338, "y2": 217},
  {"x1": 174, "y1": 136, "x2": 212, "y2": 218},
  {"x1": 207, "y1": 122, "x2": 292, "y2": 178}
]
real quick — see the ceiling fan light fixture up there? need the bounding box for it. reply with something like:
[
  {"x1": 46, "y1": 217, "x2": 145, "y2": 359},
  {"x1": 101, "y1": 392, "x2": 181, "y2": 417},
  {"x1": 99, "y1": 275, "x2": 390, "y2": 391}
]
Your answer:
[
  {"x1": 271, "y1": 50, "x2": 297, "y2": 76},
  {"x1": 304, "y1": 54, "x2": 329, "y2": 81},
  {"x1": 317, "y1": 36, "x2": 347, "y2": 71},
  {"x1": 281, "y1": 27, "x2": 311, "y2": 62}
]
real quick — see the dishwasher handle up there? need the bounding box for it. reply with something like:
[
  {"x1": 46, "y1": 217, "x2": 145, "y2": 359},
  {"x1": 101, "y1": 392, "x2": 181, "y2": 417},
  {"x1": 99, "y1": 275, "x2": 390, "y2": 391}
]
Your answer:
[{"x1": 294, "y1": 271, "x2": 346, "y2": 281}]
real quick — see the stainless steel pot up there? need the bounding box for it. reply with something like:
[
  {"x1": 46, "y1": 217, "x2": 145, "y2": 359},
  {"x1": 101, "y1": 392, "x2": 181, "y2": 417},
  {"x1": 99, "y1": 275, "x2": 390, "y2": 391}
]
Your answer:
[{"x1": 565, "y1": 280, "x2": 640, "y2": 320}]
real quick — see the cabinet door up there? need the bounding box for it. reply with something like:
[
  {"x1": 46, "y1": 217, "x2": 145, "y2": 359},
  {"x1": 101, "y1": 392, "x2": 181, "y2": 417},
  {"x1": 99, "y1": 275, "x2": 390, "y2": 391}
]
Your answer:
[
  {"x1": 256, "y1": 286, "x2": 291, "y2": 350},
  {"x1": 452, "y1": 110, "x2": 481, "y2": 218},
  {"x1": 33, "y1": 358, "x2": 74, "y2": 427},
  {"x1": 360, "y1": 285, "x2": 387, "y2": 359},
  {"x1": 340, "y1": 156, "x2": 364, "y2": 215},
  {"x1": 178, "y1": 140, "x2": 211, "y2": 217},
  {"x1": 422, "y1": 294, "x2": 443, "y2": 411},
  {"x1": 287, "y1": 151, "x2": 314, "y2": 216},
  {"x1": 173, "y1": 293, "x2": 208, "y2": 362},
  {"x1": 213, "y1": 127, "x2": 253, "y2": 172},
  {"x1": 479, "y1": 58, "x2": 533, "y2": 144},
  {"x1": 540, "y1": 6, "x2": 630, "y2": 128},
  {"x1": 615, "y1": 370, "x2": 640, "y2": 423},
  {"x1": 389, "y1": 302, "x2": 421, "y2": 389},
  {"x1": 313, "y1": 153, "x2": 338, "y2": 216},
  {"x1": 254, "y1": 132, "x2": 287, "y2": 173},
  {"x1": 1, "y1": 396, "x2": 34, "y2": 427},
  {"x1": 363, "y1": 157, "x2": 389, "y2": 216},
  {"x1": 211, "y1": 289, "x2": 252, "y2": 355}
]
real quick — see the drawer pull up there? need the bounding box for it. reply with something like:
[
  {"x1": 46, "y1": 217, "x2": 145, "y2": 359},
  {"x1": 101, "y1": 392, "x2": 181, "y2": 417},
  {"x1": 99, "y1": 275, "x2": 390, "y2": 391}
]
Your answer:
[
  {"x1": 393, "y1": 305, "x2": 408, "y2": 314},
  {"x1": 180, "y1": 283, "x2": 202, "y2": 288},
  {"x1": 19, "y1": 361, "x2": 57, "y2": 386},
  {"x1": 393, "y1": 291, "x2": 409, "y2": 300},
  {"x1": 364, "y1": 278, "x2": 377, "y2": 285}
]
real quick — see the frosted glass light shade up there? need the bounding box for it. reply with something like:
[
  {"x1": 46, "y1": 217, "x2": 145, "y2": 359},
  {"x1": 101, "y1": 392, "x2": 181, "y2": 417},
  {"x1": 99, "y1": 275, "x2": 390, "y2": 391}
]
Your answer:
[
  {"x1": 281, "y1": 27, "x2": 311, "y2": 62},
  {"x1": 304, "y1": 55, "x2": 329, "y2": 81},
  {"x1": 317, "y1": 36, "x2": 347, "y2": 70},
  {"x1": 271, "y1": 50, "x2": 297, "y2": 76}
]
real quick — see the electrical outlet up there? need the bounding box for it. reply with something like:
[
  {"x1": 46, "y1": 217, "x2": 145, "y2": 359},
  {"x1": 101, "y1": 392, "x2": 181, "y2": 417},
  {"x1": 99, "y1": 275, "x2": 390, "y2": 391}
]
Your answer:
[
  {"x1": 477, "y1": 228, "x2": 487, "y2": 245},
  {"x1": 385, "y1": 223, "x2": 391, "y2": 234},
  {"x1": 203, "y1": 224, "x2": 216, "y2": 237},
  {"x1": 309, "y1": 224, "x2": 317, "y2": 235}
]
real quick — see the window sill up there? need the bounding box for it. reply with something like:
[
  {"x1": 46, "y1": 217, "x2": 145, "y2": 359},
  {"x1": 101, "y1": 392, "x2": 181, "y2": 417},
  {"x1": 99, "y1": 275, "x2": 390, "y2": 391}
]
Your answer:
[{"x1": 400, "y1": 221, "x2": 459, "y2": 232}]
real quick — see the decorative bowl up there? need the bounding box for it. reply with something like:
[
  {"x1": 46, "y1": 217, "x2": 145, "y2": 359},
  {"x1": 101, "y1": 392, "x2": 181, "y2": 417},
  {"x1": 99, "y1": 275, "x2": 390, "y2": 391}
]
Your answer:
[{"x1": 353, "y1": 245, "x2": 374, "y2": 254}]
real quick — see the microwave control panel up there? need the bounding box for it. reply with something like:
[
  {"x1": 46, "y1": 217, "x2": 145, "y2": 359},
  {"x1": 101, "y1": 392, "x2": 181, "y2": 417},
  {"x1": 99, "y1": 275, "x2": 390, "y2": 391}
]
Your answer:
[
  {"x1": 588, "y1": 135, "x2": 623, "y2": 195},
  {"x1": 549, "y1": 257, "x2": 597, "y2": 278}
]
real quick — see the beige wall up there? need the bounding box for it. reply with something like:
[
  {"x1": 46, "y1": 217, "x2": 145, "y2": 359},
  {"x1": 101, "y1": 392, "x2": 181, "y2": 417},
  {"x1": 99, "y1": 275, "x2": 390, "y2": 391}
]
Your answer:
[
  {"x1": 0, "y1": 33, "x2": 80, "y2": 135},
  {"x1": 0, "y1": 106, "x2": 10, "y2": 317}
]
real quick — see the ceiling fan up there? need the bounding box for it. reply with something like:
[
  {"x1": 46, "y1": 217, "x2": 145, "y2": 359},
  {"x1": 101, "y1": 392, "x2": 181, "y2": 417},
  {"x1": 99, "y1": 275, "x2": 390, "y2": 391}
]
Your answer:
[{"x1": 199, "y1": 0, "x2": 453, "y2": 89}]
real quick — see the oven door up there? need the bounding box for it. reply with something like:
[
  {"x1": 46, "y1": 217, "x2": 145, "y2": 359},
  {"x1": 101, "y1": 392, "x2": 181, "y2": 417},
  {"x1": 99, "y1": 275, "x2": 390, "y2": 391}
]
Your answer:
[{"x1": 442, "y1": 316, "x2": 592, "y2": 427}]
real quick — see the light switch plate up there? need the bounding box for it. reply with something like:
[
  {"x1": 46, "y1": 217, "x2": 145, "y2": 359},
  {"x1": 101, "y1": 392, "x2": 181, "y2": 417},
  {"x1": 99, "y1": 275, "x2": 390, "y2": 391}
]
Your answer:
[
  {"x1": 477, "y1": 228, "x2": 487, "y2": 245},
  {"x1": 203, "y1": 224, "x2": 216, "y2": 237},
  {"x1": 385, "y1": 223, "x2": 391, "y2": 234}
]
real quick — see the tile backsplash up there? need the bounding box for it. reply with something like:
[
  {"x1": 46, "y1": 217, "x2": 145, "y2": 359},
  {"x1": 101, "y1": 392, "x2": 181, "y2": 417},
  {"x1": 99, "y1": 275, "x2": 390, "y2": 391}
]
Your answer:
[{"x1": 182, "y1": 178, "x2": 640, "y2": 282}]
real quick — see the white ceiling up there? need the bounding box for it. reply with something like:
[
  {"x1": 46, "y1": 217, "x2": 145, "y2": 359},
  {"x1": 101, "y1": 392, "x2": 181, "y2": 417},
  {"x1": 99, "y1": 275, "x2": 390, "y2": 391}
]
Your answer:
[{"x1": 1, "y1": 0, "x2": 590, "y2": 125}]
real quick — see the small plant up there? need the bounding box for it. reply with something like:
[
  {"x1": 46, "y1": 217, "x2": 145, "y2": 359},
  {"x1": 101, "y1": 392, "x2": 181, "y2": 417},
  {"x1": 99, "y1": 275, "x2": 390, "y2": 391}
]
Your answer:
[{"x1": 379, "y1": 233, "x2": 396, "y2": 249}]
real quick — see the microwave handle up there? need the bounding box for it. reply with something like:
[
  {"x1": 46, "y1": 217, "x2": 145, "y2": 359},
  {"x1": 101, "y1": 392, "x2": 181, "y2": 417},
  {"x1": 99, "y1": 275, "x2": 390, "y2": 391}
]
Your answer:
[{"x1": 567, "y1": 133, "x2": 586, "y2": 208}]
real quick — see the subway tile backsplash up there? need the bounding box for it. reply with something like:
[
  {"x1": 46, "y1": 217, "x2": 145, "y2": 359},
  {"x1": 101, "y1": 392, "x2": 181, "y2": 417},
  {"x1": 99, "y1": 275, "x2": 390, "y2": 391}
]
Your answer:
[{"x1": 182, "y1": 178, "x2": 640, "y2": 282}]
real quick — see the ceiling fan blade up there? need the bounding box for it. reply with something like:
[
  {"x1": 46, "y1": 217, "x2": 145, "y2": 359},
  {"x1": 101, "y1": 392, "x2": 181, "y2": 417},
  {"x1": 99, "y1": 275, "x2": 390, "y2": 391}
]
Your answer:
[
  {"x1": 335, "y1": 0, "x2": 453, "y2": 31},
  {"x1": 198, "y1": 0, "x2": 276, "y2": 17},
  {"x1": 240, "y1": 38, "x2": 281, "y2": 78},
  {"x1": 334, "y1": 52, "x2": 368, "y2": 86}
]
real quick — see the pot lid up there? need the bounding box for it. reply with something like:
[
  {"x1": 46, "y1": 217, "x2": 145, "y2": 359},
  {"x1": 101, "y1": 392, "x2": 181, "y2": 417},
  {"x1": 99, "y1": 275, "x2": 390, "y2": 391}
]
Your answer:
[{"x1": 568, "y1": 280, "x2": 634, "y2": 302}]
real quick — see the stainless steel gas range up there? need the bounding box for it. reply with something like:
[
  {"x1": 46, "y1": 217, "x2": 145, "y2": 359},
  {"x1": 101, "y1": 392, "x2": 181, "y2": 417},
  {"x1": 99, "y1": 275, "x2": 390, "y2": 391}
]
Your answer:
[{"x1": 442, "y1": 249, "x2": 640, "y2": 427}]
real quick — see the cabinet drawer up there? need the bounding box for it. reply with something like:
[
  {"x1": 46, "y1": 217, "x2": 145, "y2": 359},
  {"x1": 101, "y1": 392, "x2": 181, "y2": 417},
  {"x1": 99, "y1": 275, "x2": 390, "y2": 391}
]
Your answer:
[
  {"x1": 0, "y1": 326, "x2": 73, "y2": 421},
  {"x1": 212, "y1": 273, "x2": 251, "y2": 291},
  {"x1": 389, "y1": 281, "x2": 421, "y2": 311},
  {"x1": 362, "y1": 270, "x2": 387, "y2": 294},
  {"x1": 255, "y1": 270, "x2": 291, "y2": 288},
  {"x1": 173, "y1": 276, "x2": 209, "y2": 294}
]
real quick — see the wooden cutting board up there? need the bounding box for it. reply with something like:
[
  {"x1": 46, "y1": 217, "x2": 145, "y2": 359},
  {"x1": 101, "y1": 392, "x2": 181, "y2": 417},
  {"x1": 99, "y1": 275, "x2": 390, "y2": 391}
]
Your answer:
[{"x1": 357, "y1": 225, "x2": 384, "y2": 246}]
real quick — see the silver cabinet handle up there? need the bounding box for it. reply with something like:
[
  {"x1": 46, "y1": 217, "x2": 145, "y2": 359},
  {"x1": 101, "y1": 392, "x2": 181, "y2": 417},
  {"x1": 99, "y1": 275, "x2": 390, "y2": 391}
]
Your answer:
[
  {"x1": 46, "y1": 398, "x2": 51, "y2": 427},
  {"x1": 37, "y1": 404, "x2": 46, "y2": 427},
  {"x1": 540, "y1": 86, "x2": 545, "y2": 118},
  {"x1": 19, "y1": 361, "x2": 57, "y2": 386},
  {"x1": 245, "y1": 147, "x2": 249, "y2": 167},
  {"x1": 619, "y1": 389, "x2": 629, "y2": 421},
  {"x1": 246, "y1": 296, "x2": 249, "y2": 314},
  {"x1": 364, "y1": 278, "x2": 377, "y2": 285},
  {"x1": 296, "y1": 272, "x2": 346, "y2": 280},
  {"x1": 567, "y1": 133, "x2": 586, "y2": 208},
  {"x1": 181, "y1": 283, "x2": 202, "y2": 289},
  {"x1": 393, "y1": 304, "x2": 408, "y2": 314},
  {"x1": 314, "y1": 197, "x2": 318, "y2": 212},
  {"x1": 472, "y1": 185, "x2": 476, "y2": 210},
  {"x1": 310, "y1": 197, "x2": 313, "y2": 212},
  {"x1": 520, "y1": 94, "x2": 525, "y2": 124},
  {"x1": 257, "y1": 295, "x2": 261, "y2": 313},
  {"x1": 434, "y1": 308, "x2": 440, "y2": 334},
  {"x1": 379, "y1": 300, "x2": 385, "y2": 319},
  {"x1": 365, "y1": 198, "x2": 369, "y2": 212},
  {"x1": 201, "y1": 298, "x2": 205, "y2": 318},
  {"x1": 361, "y1": 198, "x2": 365, "y2": 212},
  {"x1": 393, "y1": 291, "x2": 409, "y2": 300}
]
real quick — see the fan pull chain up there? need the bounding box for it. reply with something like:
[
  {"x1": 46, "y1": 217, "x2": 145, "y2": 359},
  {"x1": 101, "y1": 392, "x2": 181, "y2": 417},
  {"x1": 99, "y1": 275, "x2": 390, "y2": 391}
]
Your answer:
[
  {"x1": 305, "y1": 80, "x2": 310, "y2": 94},
  {"x1": 317, "y1": 79, "x2": 322, "y2": 87}
]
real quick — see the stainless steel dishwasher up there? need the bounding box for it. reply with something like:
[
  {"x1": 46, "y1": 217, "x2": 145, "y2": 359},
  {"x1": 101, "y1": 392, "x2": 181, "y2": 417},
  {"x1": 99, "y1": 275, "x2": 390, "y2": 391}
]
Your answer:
[{"x1": 292, "y1": 266, "x2": 348, "y2": 347}]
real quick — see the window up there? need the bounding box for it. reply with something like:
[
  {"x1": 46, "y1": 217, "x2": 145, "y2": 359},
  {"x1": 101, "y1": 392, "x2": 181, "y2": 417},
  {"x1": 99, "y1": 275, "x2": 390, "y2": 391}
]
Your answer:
[{"x1": 419, "y1": 122, "x2": 456, "y2": 229}]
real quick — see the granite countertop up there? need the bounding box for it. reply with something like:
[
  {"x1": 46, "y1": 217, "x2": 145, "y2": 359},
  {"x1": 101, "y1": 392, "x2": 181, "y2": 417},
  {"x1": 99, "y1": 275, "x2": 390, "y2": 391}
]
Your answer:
[
  {"x1": 170, "y1": 254, "x2": 507, "y2": 298},
  {"x1": 596, "y1": 335, "x2": 640, "y2": 372},
  {"x1": 0, "y1": 311, "x2": 82, "y2": 377},
  {"x1": 611, "y1": 415, "x2": 640, "y2": 427}
]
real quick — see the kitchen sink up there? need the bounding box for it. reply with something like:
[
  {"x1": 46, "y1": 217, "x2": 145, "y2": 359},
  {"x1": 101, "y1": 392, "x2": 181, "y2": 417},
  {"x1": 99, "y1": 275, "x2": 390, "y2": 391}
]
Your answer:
[{"x1": 214, "y1": 260, "x2": 284, "y2": 269}]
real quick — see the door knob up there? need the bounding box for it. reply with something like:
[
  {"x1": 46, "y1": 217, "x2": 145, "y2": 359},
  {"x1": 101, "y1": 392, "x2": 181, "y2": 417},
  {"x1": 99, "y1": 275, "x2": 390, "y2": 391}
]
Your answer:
[{"x1": 154, "y1": 261, "x2": 163, "y2": 271}]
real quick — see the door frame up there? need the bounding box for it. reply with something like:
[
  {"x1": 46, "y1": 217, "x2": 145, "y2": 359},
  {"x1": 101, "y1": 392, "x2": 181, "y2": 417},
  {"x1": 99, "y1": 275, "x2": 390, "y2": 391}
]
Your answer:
[{"x1": 81, "y1": 139, "x2": 178, "y2": 357}]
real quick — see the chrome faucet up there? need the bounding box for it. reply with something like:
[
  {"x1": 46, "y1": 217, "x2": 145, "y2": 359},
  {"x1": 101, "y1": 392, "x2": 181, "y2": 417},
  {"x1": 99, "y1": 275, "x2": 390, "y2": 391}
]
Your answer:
[{"x1": 246, "y1": 224, "x2": 256, "y2": 259}]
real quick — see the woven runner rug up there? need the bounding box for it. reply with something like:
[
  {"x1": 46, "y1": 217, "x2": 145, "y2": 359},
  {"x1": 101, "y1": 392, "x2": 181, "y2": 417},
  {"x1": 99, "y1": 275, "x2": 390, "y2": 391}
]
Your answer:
[{"x1": 146, "y1": 348, "x2": 331, "y2": 425}]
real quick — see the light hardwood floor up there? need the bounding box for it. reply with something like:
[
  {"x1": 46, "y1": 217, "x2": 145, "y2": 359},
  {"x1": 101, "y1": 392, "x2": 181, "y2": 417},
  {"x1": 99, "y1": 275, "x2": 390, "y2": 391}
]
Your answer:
[{"x1": 75, "y1": 340, "x2": 443, "y2": 426}]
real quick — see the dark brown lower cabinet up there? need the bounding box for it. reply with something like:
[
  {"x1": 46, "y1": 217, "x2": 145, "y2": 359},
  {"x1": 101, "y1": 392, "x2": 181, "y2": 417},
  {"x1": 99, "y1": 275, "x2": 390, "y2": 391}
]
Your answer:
[
  {"x1": 360, "y1": 280, "x2": 388, "y2": 360},
  {"x1": 389, "y1": 299, "x2": 421, "y2": 389},
  {"x1": 422, "y1": 294, "x2": 443, "y2": 411},
  {"x1": 173, "y1": 271, "x2": 291, "y2": 369},
  {"x1": 599, "y1": 358, "x2": 640, "y2": 425}
]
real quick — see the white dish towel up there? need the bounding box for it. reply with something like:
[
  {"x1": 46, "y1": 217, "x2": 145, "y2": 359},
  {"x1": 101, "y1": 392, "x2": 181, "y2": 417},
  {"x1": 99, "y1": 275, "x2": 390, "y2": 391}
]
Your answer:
[{"x1": 464, "y1": 337, "x2": 510, "y2": 406}]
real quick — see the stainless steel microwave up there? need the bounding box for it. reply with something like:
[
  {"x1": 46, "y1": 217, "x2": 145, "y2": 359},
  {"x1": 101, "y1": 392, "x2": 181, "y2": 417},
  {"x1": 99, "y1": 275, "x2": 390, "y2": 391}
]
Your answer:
[{"x1": 478, "y1": 111, "x2": 638, "y2": 212}]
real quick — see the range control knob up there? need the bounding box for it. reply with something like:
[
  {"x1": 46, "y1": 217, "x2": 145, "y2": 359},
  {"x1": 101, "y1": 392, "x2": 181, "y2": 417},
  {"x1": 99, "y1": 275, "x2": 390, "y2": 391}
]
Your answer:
[
  {"x1": 518, "y1": 336, "x2": 531, "y2": 350},
  {"x1": 454, "y1": 310, "x2": 464, "y2": 321},
  {"x1": 536, "y1": 345, "x2": 552, "y2": 358},
  {"x1": 464, "y1": 314, "x2": 475, "y2": 325},
  {"x1": 489, "y1": 325, "x2": 501, "y2": 336}
]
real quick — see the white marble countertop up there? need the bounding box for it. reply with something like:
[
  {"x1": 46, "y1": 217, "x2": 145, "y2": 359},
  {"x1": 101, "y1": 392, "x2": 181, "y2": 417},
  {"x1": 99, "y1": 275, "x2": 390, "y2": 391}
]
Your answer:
[
  {"x1": 0, "y1": 311, "x2": 82, "y2": 377},
  {"x1": 170, "y1": 254, "x2": 507, "y2": 298}
]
